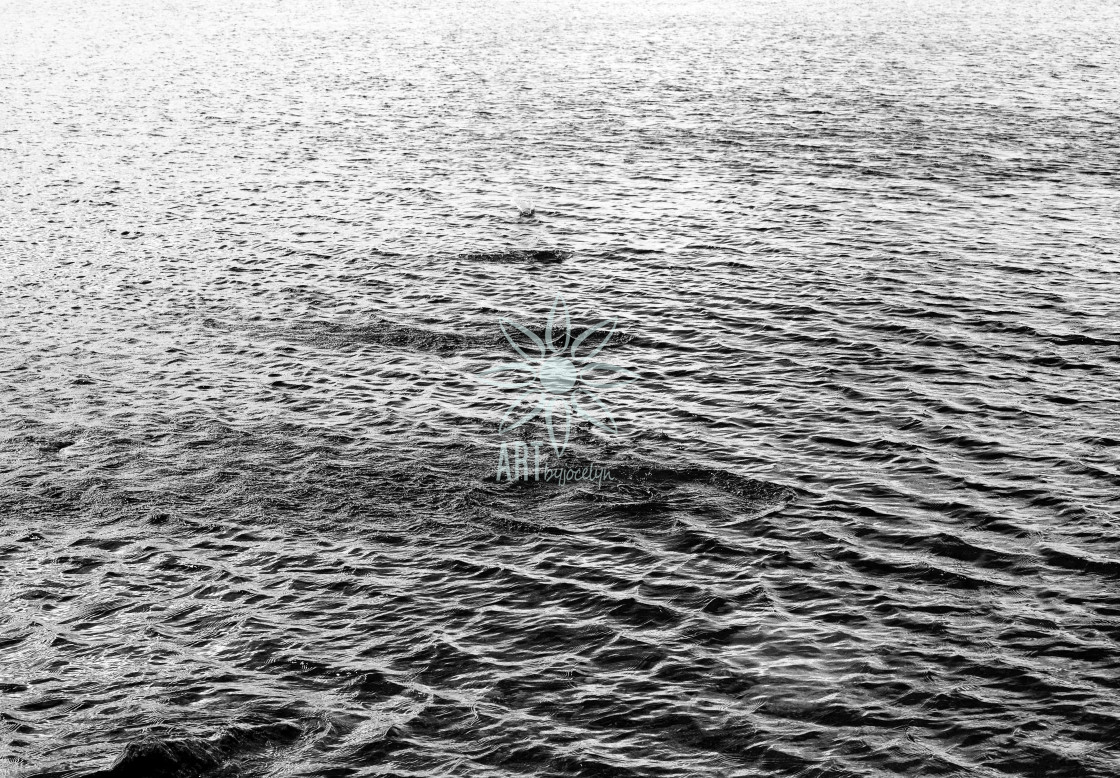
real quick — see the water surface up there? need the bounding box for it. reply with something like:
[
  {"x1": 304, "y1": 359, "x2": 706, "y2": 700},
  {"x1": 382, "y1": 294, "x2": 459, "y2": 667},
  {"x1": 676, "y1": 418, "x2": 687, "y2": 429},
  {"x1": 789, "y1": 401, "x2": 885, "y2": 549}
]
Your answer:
[{"x1": 2, "y1": 0, "x2": 1119, "y2": 775}]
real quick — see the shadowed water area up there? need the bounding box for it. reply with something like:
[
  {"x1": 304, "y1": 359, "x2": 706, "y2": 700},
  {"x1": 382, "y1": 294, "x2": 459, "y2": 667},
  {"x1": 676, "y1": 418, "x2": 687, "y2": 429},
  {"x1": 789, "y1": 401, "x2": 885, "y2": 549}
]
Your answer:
[{"x1": 2, "y1": 0, "x2": 1120, "y2": 776}]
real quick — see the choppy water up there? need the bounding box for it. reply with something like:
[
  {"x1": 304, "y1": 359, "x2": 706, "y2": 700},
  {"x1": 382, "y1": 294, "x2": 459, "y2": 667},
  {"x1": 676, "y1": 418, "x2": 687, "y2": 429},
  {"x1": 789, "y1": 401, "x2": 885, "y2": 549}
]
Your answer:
[{"x1": 2, "y1": 0, "x2": 1120, "y2": 776}]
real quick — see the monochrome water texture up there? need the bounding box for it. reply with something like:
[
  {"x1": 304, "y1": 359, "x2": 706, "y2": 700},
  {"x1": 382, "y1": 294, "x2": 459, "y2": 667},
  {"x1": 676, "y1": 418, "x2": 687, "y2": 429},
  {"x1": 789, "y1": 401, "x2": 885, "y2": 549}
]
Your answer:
[{"x1": 1, "y1": 0, "x2": 1119, "y2": 776}]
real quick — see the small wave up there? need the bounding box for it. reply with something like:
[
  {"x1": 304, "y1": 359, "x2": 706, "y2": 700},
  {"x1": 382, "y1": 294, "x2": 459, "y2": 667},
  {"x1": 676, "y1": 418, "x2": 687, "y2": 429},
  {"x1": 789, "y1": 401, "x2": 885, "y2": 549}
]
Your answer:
[
  {"x1": 482, "y1": 458, "x2": 797, "y2": 513},
  {"x1": 609, "y1": 463, "x2": 797, "y2": 505},
  {"x1": 71, "y1": 721, "x2": 304, "y2": 778},
  {"x1": 270, "y1": 318, "x2": 501, "y2": 354},
  {"x1": 457, "y1": 248, "x2": 570, "y2": 263}
]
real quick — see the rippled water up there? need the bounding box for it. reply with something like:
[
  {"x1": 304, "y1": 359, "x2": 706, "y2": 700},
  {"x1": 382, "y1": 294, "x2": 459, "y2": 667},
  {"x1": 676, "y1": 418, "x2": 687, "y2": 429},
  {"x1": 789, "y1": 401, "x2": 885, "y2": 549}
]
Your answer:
[{"x1": 3, "y1": 0, "x2": 1120, "y2": 775}]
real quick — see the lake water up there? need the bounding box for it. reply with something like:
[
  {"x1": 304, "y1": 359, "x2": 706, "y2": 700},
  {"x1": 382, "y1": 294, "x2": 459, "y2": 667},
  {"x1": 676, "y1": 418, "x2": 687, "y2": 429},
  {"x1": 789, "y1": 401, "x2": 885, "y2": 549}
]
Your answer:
[{"x1": 2, "y1": 0, "x2": 1119, "y2": 776}]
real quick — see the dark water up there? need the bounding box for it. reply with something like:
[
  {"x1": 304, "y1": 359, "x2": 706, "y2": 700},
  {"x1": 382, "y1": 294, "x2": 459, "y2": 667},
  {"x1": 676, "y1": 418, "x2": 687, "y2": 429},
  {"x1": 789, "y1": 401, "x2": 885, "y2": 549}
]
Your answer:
[{"x1": 3, "y1": 0, "x2": 1120, "y2": 775}]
